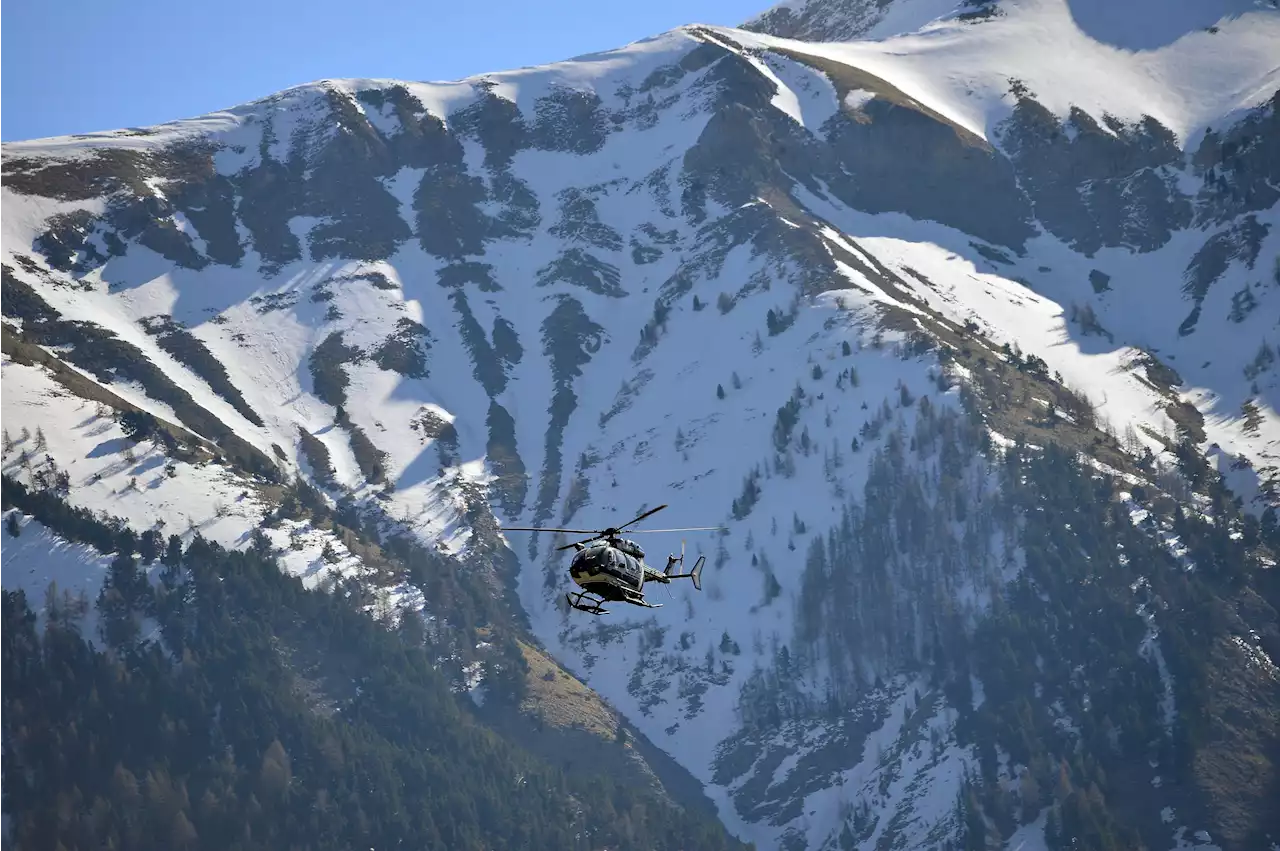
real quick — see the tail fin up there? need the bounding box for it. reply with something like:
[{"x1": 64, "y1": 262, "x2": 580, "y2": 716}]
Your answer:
[{"x1": 690, "y1": 554, "x2": 704, "y2": 591}]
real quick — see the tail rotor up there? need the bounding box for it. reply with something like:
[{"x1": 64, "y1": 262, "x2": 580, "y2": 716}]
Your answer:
[
  {"x1": 664, "y1": 542, "x2": 705, "y2": 593},
  {"x1": 665, "y1": 539, "x2": 686, "y2": 577}
]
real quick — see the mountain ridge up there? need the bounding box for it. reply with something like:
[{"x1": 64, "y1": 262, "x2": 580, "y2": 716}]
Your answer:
[
  {"x1": 4, "y1": 2, "x2": 1279, "y2": 849},
  {"x1": 742, "y1": 0, "x2": 1279, "y2": 52}
]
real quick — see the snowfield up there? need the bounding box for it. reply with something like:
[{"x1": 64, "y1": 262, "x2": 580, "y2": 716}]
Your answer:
[
  {"x1": 3, "y1": 0, "x2": 1278, "y2": 848},
  {"x1": 1, "y1": 511, "x2": 114, "y2": 644},
  {"x1": 738, "y1": 0, "x2": 1280, "y2": 145},
  {"x1": 2, "y1": 357, "x2": 266, "y2": 549}
]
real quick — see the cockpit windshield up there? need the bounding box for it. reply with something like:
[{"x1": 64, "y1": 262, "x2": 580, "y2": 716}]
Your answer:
[
  {"x1": 570, "y1": 546, "x2": 607, "y2": 573},
  {"x1": 570, "y1": 544, "x2": 642, "y2": 584}
]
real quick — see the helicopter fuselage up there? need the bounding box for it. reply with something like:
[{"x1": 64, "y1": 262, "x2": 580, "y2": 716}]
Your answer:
[
  {"x1": 496, "y1": 503, "x2": 713, "y2": 615},
  {"x1": 568, "y1": 538, "x2": 670, "y2": 597}
]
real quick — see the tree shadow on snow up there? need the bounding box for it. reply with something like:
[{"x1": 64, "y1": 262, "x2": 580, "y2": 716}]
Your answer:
[{"x1": 86, "y1": 437, "x2": 131, "y2": 459}]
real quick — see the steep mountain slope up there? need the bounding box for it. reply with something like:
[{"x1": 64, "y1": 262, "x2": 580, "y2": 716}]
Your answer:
[
  {"x1": 4, "y1": 1, "x2": 1280, "y2": 849},
  {"x1": 742, "y1": 0, "x2": 1278, "y2": 48}
]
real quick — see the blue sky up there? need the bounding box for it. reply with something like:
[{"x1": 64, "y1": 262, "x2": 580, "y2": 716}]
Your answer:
[{"x1": 3, "y1": 0, "x2": 766, "y2": 142}]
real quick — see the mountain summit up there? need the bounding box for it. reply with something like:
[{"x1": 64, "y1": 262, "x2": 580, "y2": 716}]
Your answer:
[
  {"x1": 742, "y1": 0, "x2": 959, "y2": 42},
  {"x1": 4, "y1": 1, "x2": 1279, "y2": 849},
  {"x1": 743, "y1": 0, "x2": 1276, "y2": 46}
]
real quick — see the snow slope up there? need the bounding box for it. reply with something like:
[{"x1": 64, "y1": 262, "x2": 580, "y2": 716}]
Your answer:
[
  {"x1": 738, "y1": 0, "x2": 1280, "y2": 145},
  {"x1": 0, "y1": 355, "x2": 386, "y2": 599},
  {"x1": 744, "y1": 0, "x2": 1279, "y2": 68},
  {"x1": 3, "y1": 2, "x2": 1279, "y2": 848},
  {"x1": 1, "y1": 510, "x2": 114, "y2": 644}
]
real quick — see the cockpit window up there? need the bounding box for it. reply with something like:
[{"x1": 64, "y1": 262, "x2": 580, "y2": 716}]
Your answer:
[
  {"x1": 572, "y1": 547, "x2": 606, "y2": 571},
  {"x1": 570, "y1": 545, "x2": 641, "y2": 582}
]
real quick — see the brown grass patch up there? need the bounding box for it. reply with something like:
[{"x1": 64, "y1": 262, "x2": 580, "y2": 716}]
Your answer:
[{"x1": 517, "y1": 641, "x2": 618, "y2": 738}]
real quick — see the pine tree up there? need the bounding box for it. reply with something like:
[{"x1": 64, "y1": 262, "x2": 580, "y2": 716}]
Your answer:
[
  {"x1": 1055, "y1": 760, "x2": 1073, "y2": 802},
  {"x1": 162, "y1": 534, "x2": 184, "y2": 568},
  {"x1": 763, "y1": 570, "x2": 781, "y2": 604},
  {"x1": 779, "y1": 449, "x2": 797, "y2": 477},
  {"x1": 1262, "y1": 506, "x2": 1279, "y2": 547},
  {"x1": 1045, "y1": 806, "x2": 1062, "y2": 850},
  {"x1": 1020, "y1": 770, "x2": 1042, "y2": 821},
  {"x1": 138, "y1": 530, "x2": 159, "y2": 564},
  {"x1": 170, "y1": 811, "x2": 199, "y2": 849},
  {"x1": 6, "y1": 513, "x2": 21, "y2": 538},
  {"x1": 259, "y1": 740, "x2": 292, "y2": 801},
  {"x1": 716, "y1": 383, "x2": 726, "y2": 400}
]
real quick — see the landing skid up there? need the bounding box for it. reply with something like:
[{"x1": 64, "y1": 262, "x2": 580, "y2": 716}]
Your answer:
[
  {"x1": 567, "y1": 591, "x2": 610, "y2": 616},
  {"x1": 566, "y1": 590, "x2": 663, "y2": 615}
]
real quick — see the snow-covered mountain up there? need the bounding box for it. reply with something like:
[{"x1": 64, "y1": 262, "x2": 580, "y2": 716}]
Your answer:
[
  {"x1": 742, "y1": 0, "x2": 1280, "y2": 47},
  {"x1": 4, "y1": 1, "x2": 1279, "y2": 849}
]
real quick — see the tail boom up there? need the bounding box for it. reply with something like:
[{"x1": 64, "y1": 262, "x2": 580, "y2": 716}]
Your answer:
[{"x1": 666, "y1": 554, "x2": 705, "y2": 591}]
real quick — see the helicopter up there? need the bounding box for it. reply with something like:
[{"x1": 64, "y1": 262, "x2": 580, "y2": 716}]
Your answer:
[{"x1": 500, "y1": 504, "x2": 721, "y2": 615}]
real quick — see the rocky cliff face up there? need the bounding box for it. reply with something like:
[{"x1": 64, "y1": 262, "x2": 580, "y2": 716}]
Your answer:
[{"x1": 4, "y1": 2, "x2": 1280, "y2": 849}]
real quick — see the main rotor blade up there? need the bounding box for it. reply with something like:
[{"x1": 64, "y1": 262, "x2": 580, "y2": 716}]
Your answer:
[
  {"x1": 556, "y1": 534, "x2": 604, "y2": 551},
  {"x1": 625, "y1": 526, "x2": 724, "y2": 534},
  {"x1": 617, "y1": 504, "x2": 668, "y2": 531},
  {"x1": 500, "y1": 526, "x2": 601, "y2": 534}
]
